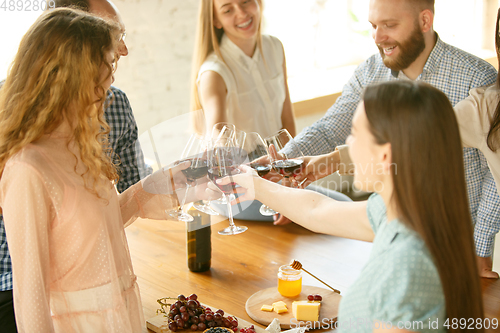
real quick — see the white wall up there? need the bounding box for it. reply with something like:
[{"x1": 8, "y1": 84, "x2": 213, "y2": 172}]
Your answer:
[{"x1": 111, "y1": 0, "x2": 199, "y2": 134}]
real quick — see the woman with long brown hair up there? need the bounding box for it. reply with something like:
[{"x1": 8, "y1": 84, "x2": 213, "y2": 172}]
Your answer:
[
  {"x1": 219, "y1": 80, "x2": 483, "y2": 332},
  {"x1": 0, "y1": 8, "x2": 198, "y2": 332},
  {"x1": 190, "y1": 0, "x2": 296, "y2": 138}
]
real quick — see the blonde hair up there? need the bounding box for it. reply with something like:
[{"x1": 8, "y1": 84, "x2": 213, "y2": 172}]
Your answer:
[
  {"x1": 190, "y1": 0, "x2": 264, "y2": 134},
  {"x1": 0, "y1": 8, "x2": 119, "y2": 197}
]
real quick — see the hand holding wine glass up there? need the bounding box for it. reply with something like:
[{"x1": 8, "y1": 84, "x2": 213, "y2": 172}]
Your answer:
[{"x1": 265, "y1": 129, "x2": 305, "y2": 188}]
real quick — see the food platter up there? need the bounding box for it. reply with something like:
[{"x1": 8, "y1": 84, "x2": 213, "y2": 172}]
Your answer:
[{"x1": 245, "y1": 286, "x2": 341, "y2": 330}]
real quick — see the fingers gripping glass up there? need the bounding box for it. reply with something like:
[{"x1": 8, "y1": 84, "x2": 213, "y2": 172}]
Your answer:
[
  {"x1": 265, "y1": 129, "x2": 305, "y2": 189},
  {"x1": 208, "y1": 139, "x2": 247, "y2": 235}
]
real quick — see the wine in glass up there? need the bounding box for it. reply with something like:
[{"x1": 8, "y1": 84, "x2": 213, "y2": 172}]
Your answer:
[
  {"x1": 265, "y1": 129, "x2": 305, "y2": 188},
  {"x1": 208, "y1": 139, "x2": 248, "y2": 235},
  {"x1": 168, "y1": 134, "x2": 210, "y2": 222},
  {"x1": 244, "y1": 132, "x2": 277, "y2": 216}
]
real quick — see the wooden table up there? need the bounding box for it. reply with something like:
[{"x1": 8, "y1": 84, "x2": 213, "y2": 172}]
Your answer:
[{"x1": 125, "y1": 217, "x2": 500, "y2": 332}]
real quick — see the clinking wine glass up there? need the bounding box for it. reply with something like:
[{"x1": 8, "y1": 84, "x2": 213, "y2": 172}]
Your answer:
[
  {"x1": 167, "y1": 134, "x2": 210, "y2": 222},
  {"x1": 210, "y1": 123, "x2": 246, "y2": 205},
  {"x1": 208, "y1": 138, "x2": 248, "y2": 235},
  {"x1": 243, "y1": 132, "x2": 277, "y2": 216},
  {"x1": 265, "y1": 129, "x2": 305, "y2": 189},
  {"x1": 192, "y1": 124, "x2": 236, "y2": 214}
]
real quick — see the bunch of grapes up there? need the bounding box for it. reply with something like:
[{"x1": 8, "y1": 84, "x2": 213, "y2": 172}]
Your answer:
[
  {"x1": 238, "y1": 325, "x2": 257, "y2": 333},
  {"x1": 157, "y1": 294, "x2": 239, "y2": 332},
  {"x1": 307, "y1": 294, "x2": 322, "y2": 301}
]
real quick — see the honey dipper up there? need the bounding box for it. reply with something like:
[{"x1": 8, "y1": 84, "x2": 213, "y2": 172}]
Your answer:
[{"x1": 290, "y1": 259, "x2": 341, "y2": 294}]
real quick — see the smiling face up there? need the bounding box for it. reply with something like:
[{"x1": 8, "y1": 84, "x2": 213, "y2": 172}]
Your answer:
[
  {"x1": 369, "y1": 0, "x2": 426, "y2": 71},
  {"x1": 212, "y1": 0, "x2": 261, "y2": 48}
]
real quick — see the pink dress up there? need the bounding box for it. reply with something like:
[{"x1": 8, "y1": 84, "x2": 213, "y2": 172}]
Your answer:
[{"x1": 0, "y1": 133, "x2": 177, "y2": 332}]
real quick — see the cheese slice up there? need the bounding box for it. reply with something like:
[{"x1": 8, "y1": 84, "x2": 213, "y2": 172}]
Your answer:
[
  {"x1": 272, "y1": 301, "x2": 287, "y2": 308},
  {"x1": 292, "y1": 301, "x2": 321, "y2": 321},
  {"x1": 273, "y1": 304, "x2": 288, "y2": 314},
  {"x1": 260, "y1": 304, "x2": 274, "y2": 312}
]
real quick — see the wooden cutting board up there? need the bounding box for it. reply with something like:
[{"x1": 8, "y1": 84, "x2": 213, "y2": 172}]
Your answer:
[
  {"x1": 245, "y1": 285, "x2": 341, "y2": 330},
  {"x1": 147, "y1": 306, "x2": 266, "y2": 333}
]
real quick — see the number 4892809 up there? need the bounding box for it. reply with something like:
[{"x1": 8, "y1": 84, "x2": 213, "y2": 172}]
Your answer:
[{"x1": 443, "y1": 318, "x2": 498, "y2": 330}]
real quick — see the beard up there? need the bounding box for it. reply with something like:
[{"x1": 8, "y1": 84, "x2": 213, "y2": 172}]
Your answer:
[{"x1": 377, "y1": 22, "x2": 426, "y2": 71}]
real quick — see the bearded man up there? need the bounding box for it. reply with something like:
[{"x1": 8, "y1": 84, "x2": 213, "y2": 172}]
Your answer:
[{"x1": 279, "y1": 0, "x2": 500, "y2": 279}]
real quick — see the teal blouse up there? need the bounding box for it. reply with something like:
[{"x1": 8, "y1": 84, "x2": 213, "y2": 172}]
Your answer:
[{"x1": 336, "y1": 194, "x2": 445, "y2": 332}]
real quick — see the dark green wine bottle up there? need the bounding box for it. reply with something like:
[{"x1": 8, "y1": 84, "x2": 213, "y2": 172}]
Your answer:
[{"x1": 187, "y1": 205, "x2": 211, "y2": 272}]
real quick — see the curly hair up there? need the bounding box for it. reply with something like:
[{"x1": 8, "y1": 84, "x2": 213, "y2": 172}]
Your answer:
[{"x1": 0, "y1": 8, "x2": 119, "y2": 197}]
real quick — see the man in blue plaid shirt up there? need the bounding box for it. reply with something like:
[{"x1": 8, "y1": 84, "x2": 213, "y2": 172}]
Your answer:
[
  {"x1": 0, "y1": 1, "x2": 151, "y2": 331},
  {"x1": 280, "y1": 0, "x2": 500, "y2": 279}
]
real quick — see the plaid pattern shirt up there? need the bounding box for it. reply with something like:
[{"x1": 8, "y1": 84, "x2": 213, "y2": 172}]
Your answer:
[
  {"x1": 0, "y1": 86, "x2": 151, "y2": 291},
  {"x1": 290, "y1": 35, "x2": 499, "y2": 257}
]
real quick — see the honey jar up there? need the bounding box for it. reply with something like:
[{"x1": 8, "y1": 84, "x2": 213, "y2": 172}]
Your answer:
[{"x1": 277, "y1": 265, "x2": 302, "y2": 297}]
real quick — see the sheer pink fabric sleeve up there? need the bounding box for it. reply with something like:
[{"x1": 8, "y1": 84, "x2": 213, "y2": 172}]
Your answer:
[
  {"x1": 119, "y1": 181, "x2": 179, "y2": 227},
  {"x1": 1, "y1": 161, "x2": 55, "y2": 333}
]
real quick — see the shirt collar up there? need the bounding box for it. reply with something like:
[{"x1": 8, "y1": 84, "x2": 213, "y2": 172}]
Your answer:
[
  {"x1": 390, "y1": 32, "x2": 443, "y2": 79},
  {"x1": 371, "y1": 218, "x2": 415, "y2": 256},
  {"x1": 220, "y1": 34, "x2": 260, "y2": 72}
]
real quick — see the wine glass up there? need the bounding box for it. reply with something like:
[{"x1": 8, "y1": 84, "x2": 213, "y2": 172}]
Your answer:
[
  {"x1": 207, "y1": 138, "x2": 248, "y2": 235},
  {"x1": 193, "y1": 123, "x2": 236, "y2": 214},
  {"x1": 243, "y1": 132, "x2": 277, "y2": 216},
  {"x1": 167, "y1": 134, "x2": 210, "y2": 222},
  {"x1": 209, "y1": 123, "x2": 246, "y2": 204},
  {"x1": 265, "y1": 129, "x2": 305, "y2": 189}
]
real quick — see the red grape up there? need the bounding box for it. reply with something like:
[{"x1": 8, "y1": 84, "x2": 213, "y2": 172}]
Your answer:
[
  {"x1": 178, "y1": 294, "x2": 186, "y2": 302},
  {"x1": 187, "y1": 300, "x2": 197, "y2": 309},
  {"x1": 168, "y1": 322, "x2": 178, "y2": 332},
  {"x1": 198, "y1": 322, "x2": 206, "y2": 330},
  {"x1": 206, "y1": 314, "x2": 214, "y2": 321},
  {"x1": 216, "y1": 309, "x2": 224, "y2": 316},
  {"x1": 307, "y1": 294, "x2": 314, "y2": 301},
  {"x1": 188, "y1": 293, "x2": 198, "y2": 301},
  {"x1": 313, "y1": 294, "x2": 322, "y2": 301},
  {"x1": 190, "y1": 324, "x2": 198, "y2": 331}
]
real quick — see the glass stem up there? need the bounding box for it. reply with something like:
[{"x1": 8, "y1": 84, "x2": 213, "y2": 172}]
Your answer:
[
  {"x1": 178, "y1": 183, "x2": 191, "y2": 213},
  {"x1": 225, "y1": 194, "x2": 235, "y2": 228}
]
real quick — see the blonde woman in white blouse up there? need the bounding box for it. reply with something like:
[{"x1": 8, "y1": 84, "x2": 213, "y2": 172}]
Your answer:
[{"x1": 190, "y1": 0, "x2": 296, "y2": 138}]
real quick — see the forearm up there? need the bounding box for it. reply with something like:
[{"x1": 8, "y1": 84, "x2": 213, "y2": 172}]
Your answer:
[
  {"x1": 282, "y1": 117, "x2": 296, "y2": 138},
  {"x1": 252, "y1": 177, "x2": 373, "y2": 241},
  {"x1": 119, "y1": 182, "x2": 178, "y2": 227}
]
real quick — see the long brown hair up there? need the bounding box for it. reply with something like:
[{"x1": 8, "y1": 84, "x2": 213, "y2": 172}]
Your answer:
[
  {"x1": 487, "y1": 8, "x2": 500, "y2": 151},
  {"x1": 363, "y1": 81, "x2": 483, "y2": 331},
  {"x1": 190, "y1": 0, "x2": 264, "y2": 133},
  {"x1": 0, "y1": 8, "x2": 119, "y2": 196}
]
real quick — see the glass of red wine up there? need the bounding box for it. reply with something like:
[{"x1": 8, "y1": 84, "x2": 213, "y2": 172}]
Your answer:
[
  {"x1": 265, "y1": 129, "x2": 305, "y2": 189},
  {"x1": 208, "y1": 138, "x2": 248, "y2": 235},
  {"x1": 243, "y1": 132, "x2": 277, "y2": 216},
  {"x1": 192, "y1": 124, "x2": 237, "y2": 214},
  {"x1": 167, "y1": 134, "x2": 210, "y2": 222}
]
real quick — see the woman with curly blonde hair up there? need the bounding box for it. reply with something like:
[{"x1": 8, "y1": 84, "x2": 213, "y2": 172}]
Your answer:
[{"x1": 0, "y1": 8, "x2": 192, "y2": 333}]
